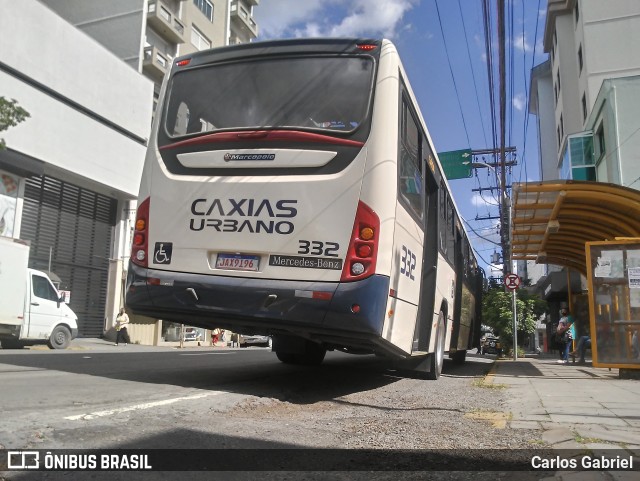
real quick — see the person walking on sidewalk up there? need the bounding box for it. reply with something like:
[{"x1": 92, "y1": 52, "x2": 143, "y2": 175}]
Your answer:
[
  {"x1": 556, "y1": 308, "x2": 574, "y2": 364},
  {"x1": 115, "y1": 307, "x2": 131, "y2": 346}
]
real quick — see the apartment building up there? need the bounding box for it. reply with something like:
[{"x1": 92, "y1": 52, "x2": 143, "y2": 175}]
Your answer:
[
  {"x1": 526, "y1": 0, "x2": 640, "y2": 329},
  {"x1": 42, "y1": 0, "x2": 260, "y2": 106},
  {"x1": 531, "y1": 0, "x2": 640, "y2": 184}
]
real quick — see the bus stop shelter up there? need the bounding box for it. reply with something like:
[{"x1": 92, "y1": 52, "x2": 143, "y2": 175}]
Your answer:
[{"x1": 511, "y1": 180, "x2": 640, "y2": 372}]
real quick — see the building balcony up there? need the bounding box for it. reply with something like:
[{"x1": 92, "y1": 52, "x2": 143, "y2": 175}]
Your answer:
[
  {"x1": 147, "y1": 0, "x2": 185, "y2": 44},
  {"x1": 230, "y1": 1, "x2": 258, "y2": 38},
  {"x1": 142, "y1": 45, "x2": 170, "y2": 82}
]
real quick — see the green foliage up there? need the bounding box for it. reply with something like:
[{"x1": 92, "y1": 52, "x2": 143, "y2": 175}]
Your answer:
[
  {"x1": 0, "y1": 97, "x2": 30, "y2": 150},
  {"x1": 482, "y1": 286, "x2": 547, "y2": 349}
]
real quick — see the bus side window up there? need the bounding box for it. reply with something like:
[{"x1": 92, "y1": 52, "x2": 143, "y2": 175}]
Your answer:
[
  {"x1": 446, "y1": 196, "x2": 456, "y2": 264},
  {"x1": 398, "y1": 99, "x2": 423, "y2": 219},
  {"x1": 438, "y1": 183, "x2": 447, "y2": 256}
]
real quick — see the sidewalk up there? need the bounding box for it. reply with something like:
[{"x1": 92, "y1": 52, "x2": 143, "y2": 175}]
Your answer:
[{"x1": 491, "y1": 354, "x2": 640, "y2": 453}]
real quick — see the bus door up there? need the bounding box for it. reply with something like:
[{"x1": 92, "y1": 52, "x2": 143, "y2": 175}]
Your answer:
[
  {"x1": 412, "y1": 157, "x2": 439, "y2": 352},
  {"x1": 450, "y1": 226, "x2": 465, "y2": 350}
]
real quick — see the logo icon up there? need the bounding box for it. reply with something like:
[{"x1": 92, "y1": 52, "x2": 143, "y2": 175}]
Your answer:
[
  {"x1": 223, "y1": 153, "x2": 276, "y2": 161},
  {"x1": 8, "y1": 451, "x2": 40, "y2": 470},
  {"x1": 154, "y1": 242, "x2": 172, "y2": 265}
]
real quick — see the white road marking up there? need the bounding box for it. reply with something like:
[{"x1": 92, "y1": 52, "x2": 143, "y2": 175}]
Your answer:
[
  {"x1": 179, "y1": 352, "x2": 235, "y2": 356},
  {"x1": 65, "y1": 391, "x2": 224, "y2": 421}
]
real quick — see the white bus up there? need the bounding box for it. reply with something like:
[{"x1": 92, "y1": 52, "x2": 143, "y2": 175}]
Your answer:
[{"x1": 126, "y1": 38, "x2": 483, "y2": 379}]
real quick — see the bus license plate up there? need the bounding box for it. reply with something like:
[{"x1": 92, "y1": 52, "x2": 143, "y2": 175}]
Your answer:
[{"x1": 216, "y1": 254, "x2": 260, "y2": 271}]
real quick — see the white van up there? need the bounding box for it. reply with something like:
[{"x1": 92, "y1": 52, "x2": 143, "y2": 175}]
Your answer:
[{"x1": 0, "y1": 237, "x2": 78, "y2": 349}]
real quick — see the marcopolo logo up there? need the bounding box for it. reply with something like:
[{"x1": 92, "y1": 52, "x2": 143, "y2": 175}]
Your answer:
[{"x1": 224, "y1": 153, "x2": 276, "y2": 161}]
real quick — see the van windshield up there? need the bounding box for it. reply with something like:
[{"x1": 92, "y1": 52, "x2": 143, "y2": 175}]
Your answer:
[{"x1": 164, "y1": 56, "x2": 374, "y2": 138}]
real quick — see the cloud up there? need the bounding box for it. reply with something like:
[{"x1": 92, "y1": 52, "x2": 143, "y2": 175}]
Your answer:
[
  {"x1": 254, "y1": 0, "x2": 417, "y2": 40},
  {"x1": 471, "y1": 193, "x2": 500, "y2": 208},
  {"x1": 514, "y1": 33, "x2": 532, "y2": 52},
  {"x1": 513, "y1": 93, "x2": 526, "y2": 111}
]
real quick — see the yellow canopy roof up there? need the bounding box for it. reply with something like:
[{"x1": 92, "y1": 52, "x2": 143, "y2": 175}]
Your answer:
[{"x1": 511, "y1": 180, "x2": 640, "y2": 274}]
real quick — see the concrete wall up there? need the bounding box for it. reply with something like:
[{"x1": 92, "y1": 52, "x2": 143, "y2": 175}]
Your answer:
[
  {"x1": 0, "y1": 0, "x2": 153, "y2": 197},
  {"x1": 40, "y1": 0, "x2": 147, "y2": 70}
]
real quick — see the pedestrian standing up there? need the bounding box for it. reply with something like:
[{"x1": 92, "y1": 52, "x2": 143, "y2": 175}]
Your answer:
[
  {"x1": 556, "y1": 308, "x2": 574, "y2": 364},
  {"x1": 115, "y1": 307, "x2": 130, "y2": 346}
]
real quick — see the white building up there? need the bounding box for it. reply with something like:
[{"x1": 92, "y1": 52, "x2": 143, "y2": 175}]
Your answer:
[
  {"x1": 526, "y1": 0, "x2": 640, "y2": 337},
  {"x1": 0, "y1": 0, "x2": 153, "y2": 336}
]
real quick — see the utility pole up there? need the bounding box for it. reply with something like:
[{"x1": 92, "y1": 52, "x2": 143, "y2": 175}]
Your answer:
[{"x1": 497, "y1": 0, "x2": 509, "y2": 278}]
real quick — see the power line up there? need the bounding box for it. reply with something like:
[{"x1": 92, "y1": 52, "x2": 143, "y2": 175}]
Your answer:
[
  {"x1": 457, "y1": 0, "x2": 488, "y2": 147},
  {"x1": 434, "y1": 0, "x2": 471, "y2": 148}
]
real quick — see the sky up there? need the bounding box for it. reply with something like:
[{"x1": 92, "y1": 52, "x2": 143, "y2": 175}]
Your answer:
[{"x1": 253, "y1": 0, "x2": 549, "y2": 277}]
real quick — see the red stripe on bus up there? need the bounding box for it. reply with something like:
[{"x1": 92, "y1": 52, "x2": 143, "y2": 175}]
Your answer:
[{"x1": 159, "y1": 130, "x2": 365, "y2": 150}]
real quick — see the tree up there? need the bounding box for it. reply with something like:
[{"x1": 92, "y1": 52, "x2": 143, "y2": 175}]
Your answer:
[
  {"x1": 0, "y1": 97, "x2": 30, "y2": 150},
  {"x1": 482, "y1": 286, "x2": 547, "y2": 351}
]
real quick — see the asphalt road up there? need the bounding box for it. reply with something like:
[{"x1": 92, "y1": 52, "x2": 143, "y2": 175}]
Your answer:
[{"x1": 0, "y1": 347, "x2": 549, "y2": 480}]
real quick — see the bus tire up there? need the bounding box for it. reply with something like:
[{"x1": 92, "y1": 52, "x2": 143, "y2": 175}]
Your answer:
[
  {"x1": 275, "y1": 342, "x2": 326, "y2": 366},
  {"x1": 426, "y1": 312, "x2": 446, "y2": 380},
  {"x1": 452, "y1": 350, "x2": 467, "y2": 364},
  {"x1": 275, "y1": 351, "x2": 298, "y2": 364},
  {"x1": 48, "y1": 326, "x2": 71, "y2": 350},
  {"x1": 298, "y1": 343, "x2": 326, "y2": 365}
]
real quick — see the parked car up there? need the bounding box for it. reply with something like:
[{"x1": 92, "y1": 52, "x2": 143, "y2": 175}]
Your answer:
[
  {"x1": 481, "y1": 335, "x2": 501, "y2": 355},
  {"x1": 183, "y1": 327, "x2": 202, "y2": 342},
  {"x1": 239, "y1": 334, "x2": 272, "y2": 348}
]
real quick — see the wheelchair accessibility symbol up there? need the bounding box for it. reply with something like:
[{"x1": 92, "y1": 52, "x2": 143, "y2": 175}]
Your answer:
[{"x1": 154, "y1": 242, "x2": 172, "y2": 265}]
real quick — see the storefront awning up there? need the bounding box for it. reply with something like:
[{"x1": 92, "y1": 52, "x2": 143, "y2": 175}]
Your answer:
[{"x1": 511, "y1": 181, "x2": 640, "y2": 274}]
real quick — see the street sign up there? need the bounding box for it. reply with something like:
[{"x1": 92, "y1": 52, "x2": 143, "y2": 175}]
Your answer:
[
  {"x1": 504, "y1": 273, "x2": 521, "y2": 290},
  {"x1": 438, "y1": 149, "x2": 472, "y2": 180}
]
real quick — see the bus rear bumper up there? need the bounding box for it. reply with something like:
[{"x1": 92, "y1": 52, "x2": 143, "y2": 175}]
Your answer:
[{"x1": 125, "y1": 264, "x2": 389, "y2": 342}]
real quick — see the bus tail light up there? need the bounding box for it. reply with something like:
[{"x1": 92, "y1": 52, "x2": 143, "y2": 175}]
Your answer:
[
  {"x1": 131, "y1": 197, "x2": 150, "y2": 268},
  {"x1": 340, "y1": 201, "x2": 379, "y2": 282}
]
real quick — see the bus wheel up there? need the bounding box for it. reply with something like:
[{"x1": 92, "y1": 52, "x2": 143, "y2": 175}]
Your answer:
[
  {"x1": 426, "y1": 312, "x2": 445, "y2": 380},
  {"x1": 275, "y1": 351, "x2": 298, "y2": 364},
  {"x1": 275, "y1": 341, "x2": 326, "y2": 366},
  {"x1": 298, "y1": 343, "x2": 326, "y2": 365},
  {"x1": 452, "y1": 350, "x2": 467, "y2": 364}
]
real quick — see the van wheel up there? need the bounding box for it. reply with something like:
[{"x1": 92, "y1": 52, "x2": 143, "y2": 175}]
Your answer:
[
  {"x1": 48, "y1": 326, "x2": 71, "y2": 350},
  {"x1": 426, "y1": 312, "x2": 446, "y2": 380}
]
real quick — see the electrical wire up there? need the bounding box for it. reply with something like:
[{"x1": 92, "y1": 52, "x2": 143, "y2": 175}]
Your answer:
[
  {"x1": 457, "y1": 0, "x2": 488, "y2": 147},
  {"x1": 434, "y1": 0, "x2": 471, "y2": 148}
]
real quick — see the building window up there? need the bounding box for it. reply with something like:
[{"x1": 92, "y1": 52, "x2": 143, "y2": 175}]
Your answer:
[
  {"x1": 578, "y1": 45, "x2": 583, "y2": 73},
  {"x1": 569, "y1": 133, "x2": 595, "y2": 181},
  {"x1": 582, "y1": 93, "x2": 587, "y2": 122},
  {"x1": 556, "y1": 70, "x2": 561, "y2": 94},
  {"x1": 560, "y1": 114, "x2": 564, "y2": 139},
  {"x1": 575, "y1": 1, "x2": 580, "y2": 23},
  {"x1": 557, "y1": 126, "x2": 561, "y2": 149},
  {"x1": 190, "y1": 25, "x2": 211, "y2": 51},
  {"x1": 193, "y1": 0, "x2": 213, "y2": 21}
]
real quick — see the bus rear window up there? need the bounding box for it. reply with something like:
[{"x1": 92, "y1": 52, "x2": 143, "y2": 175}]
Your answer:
[{"x1": 164, "y1": 56, "x2": 374, "y2": 138}]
